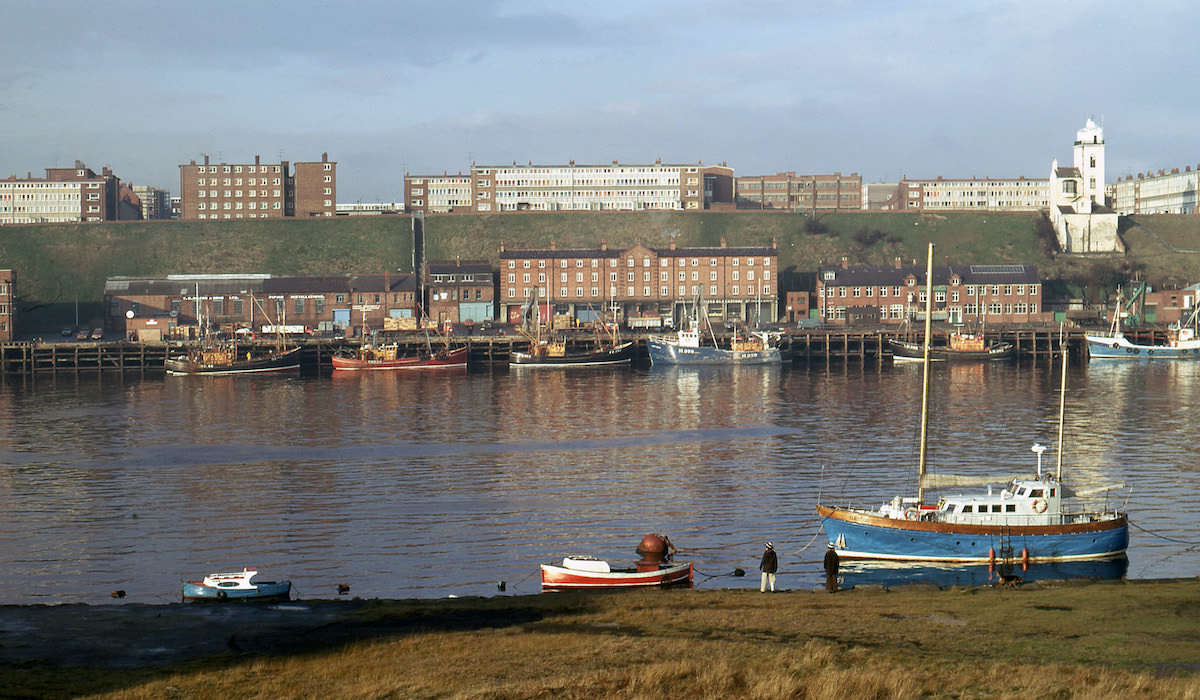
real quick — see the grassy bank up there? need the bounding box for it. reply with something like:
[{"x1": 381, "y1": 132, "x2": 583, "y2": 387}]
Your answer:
[
  {"x1": 6, "y1": 579, "x2": 1200, "y2": 698},
  {"x1": 3, "y1": 211, "x2": 1199, "y2": 330}
]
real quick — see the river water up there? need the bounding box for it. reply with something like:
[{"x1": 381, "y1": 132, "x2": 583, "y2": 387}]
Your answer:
[{"x1": 0, "y1": 359, "x2": 1195, "y2": 604}]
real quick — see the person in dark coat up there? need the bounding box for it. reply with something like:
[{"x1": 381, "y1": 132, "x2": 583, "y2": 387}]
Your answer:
[
  {"x1": 824, "y1": 543, "x2": 840, "y2": 593},
  {"x1": 759, "y1": 542, "x2": 778, "y2": 592}
]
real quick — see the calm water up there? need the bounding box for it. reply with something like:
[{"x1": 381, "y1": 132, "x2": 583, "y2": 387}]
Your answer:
[{"x1": 0, "y1": 359, "x2": 1196, "y2": 604}]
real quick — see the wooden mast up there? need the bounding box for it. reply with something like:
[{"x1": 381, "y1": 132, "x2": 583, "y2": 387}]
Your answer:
[
  {"x1": 1056, "y1": 323, "x2": 1068, "y2": 480},
  {"x1": 917, "y1": 242, "x2": 934, "y2": 504}
]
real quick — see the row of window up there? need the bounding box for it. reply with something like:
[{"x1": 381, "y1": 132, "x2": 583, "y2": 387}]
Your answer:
[
  {"x1": 823, "y1": 303, "x2": 1039, "y2": 319},
  {"x1": 195, "y1": 165, "x2": 282, "y2": 174},
  {"x1": 197, "y1": 202, "x2": 282, "y2": 211},
  {"x1": 506, "y1": 285, "x2": 773, "y2": 299},
  {"x1": 507, "y1": 256, "x2": 772, "y2": 269},
  {"x1": 508, "y1": 269, "x2": 772, "y2": 284},
  {"x1": 824, "y1": 284, "x2": 1038, "y2": 298}
]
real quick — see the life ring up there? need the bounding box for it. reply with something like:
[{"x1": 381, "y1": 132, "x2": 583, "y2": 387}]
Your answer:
[
  {"x1": 217, "y1": 589, "x2": 228, "y2": 601},
  {"x1": 1125, "y1": 347, "x2": 1133, "y2": 354},
  {"x1": 1147, "y1": 349, "x2": 1154, "y2": 355},
  {"x1": 1031, "y1": 499, "x2": 1047, "y2": 513},
  {"x1": 905, "y1": 508, "x2": 919, "y2": 521},
  {"x1": 1111, "y1": 342, "x2": 1119, "y2": 349}
]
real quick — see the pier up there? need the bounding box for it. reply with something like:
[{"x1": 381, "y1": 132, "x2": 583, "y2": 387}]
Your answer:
[{"x1": 0, "y1": 328, "x2": 1105, "y2": 376}]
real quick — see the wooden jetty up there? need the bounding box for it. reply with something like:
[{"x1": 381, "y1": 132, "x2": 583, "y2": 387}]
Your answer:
[{"x1": 0, "y1": 328, "x2": 1100, "y2": 376}]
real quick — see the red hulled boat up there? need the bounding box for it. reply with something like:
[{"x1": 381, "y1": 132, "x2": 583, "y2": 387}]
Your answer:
[{"x1": 540, "y1": 534, "x2": 692, "y2": 590}]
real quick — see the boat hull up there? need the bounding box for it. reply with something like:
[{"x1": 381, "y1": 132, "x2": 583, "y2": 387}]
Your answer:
[
  {"x1": 1085, "y1": 334, "x2": 1200, "y2": 359},
  {"x1": 332, "y1": 346, "x2": 468, "y2": 371},
  {"x1": 181, "y1": 580, "x2": 292, "y2": 602},
  {"x1": 646, "y1": 339, "x2": 781, "y2": 366},
  {"x1": 511, "y1": 341, "x2": 635, "y2": 367},
  {"x1": 540, "y1": 561, "x2": 693, "y2": 589},
  {"x1": 888, "y1": 339, "x2": 1014, "y2": 362},
  {"x1": 817, "y1": 505, "x2": 1128, "y2": 562},
  {"x1": 165, "y1": 347, "x2": 302, "y2": 376}
]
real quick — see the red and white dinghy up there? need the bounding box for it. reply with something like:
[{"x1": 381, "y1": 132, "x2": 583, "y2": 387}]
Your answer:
[{"x1": 540, "y1": 557, "x2": 693, "y2": 589}]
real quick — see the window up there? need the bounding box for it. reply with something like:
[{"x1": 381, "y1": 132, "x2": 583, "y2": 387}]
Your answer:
[
  {"x1": 314, "y1": 298, "x2": 325, "y2": 314},
  {"x1": 294, "y1": 298, "x2": 305, "y2": 314}
]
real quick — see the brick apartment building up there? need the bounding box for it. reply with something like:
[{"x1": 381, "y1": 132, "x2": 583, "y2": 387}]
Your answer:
[
  {"x1": 426, "y1": 259, "x2": 495, "y2": 325},
  {"x1": 178, "y1": 153, "x2": 336, "y2": 221},
  {"x1": 735, "y1": 172, "x2": 862, "y2": 212},
  {"x1": 1, "y1": 161, "x2": 121, "y2": 224},
  {"x1": 405, "y1": 160, "x2": 734, "y2": 215},
  {"x1": 817, "y1": 257, "x2": 1047, "y2": 326},
  {"x1": 498, "y1": 238, "x2": 778, "y2": 327}
]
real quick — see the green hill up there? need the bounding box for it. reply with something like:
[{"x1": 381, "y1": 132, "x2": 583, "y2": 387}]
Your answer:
[{"x1": 3, "y1": 211, "x2": 1199, "y2": 331}]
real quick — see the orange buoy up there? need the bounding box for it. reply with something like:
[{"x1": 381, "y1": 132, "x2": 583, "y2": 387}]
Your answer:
[
  {"x1": 1021, "y1": 548, "x2": 1029, "y2": 565},
  {"x1": 988, "y1": 547, "x2": 996, "y2": 564}
]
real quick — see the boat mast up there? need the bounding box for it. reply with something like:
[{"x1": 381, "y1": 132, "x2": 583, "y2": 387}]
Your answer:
[
  {"x1": 1056, "y1": 324, "x2": 1068, "y2": 480},
  {"x1": 917, "y1": 242, "x2": 934, "y2": 504}
]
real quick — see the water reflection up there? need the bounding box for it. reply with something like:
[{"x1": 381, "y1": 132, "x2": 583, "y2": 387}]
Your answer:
[
  {"x1": 0, "y1": 361, "x2": 1195, "y2": 604},
  {"x1": 838, "y1": 556, "x2": 1130, "y2": 589}
]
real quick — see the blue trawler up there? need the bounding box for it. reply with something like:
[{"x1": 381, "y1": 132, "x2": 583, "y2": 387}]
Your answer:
[
  {"x1": 818, "y1": 244, "x2": 1129, "y2": 564},
  {"x1": 646, "y1": 317, "x2": 781, "y2": 366},
  {"x1": 1085, "y1": 291, "x2": 1200, "y2": 360}
]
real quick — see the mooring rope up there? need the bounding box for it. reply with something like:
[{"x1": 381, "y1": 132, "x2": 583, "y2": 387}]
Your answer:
[{"x1": 1129, "y1": 518, "x2": 1200, "y2": 546}]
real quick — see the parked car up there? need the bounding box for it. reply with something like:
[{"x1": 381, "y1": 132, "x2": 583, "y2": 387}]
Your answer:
[
  {"x1": 90, "y1": 328, "x2": 104, "y2": 340},
  {"x1": 60, "y1": 327, "x2": 74, "y2": 337},
  {"x1": 76, "y1": 329, "x2": 90, "y2": 340}
]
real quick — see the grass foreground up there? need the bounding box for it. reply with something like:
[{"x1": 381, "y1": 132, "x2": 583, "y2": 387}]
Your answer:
[{"x1": 4, "y1": 578, "x2": 1200, "y2": 699}]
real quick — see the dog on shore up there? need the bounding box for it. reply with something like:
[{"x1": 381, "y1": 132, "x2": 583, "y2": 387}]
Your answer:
[{"x1": 994, "y1": 574, "x2": 1023, "y2": 589}]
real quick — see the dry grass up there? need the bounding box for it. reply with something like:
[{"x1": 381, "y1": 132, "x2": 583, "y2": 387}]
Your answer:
[{"x1": 0, "y1": 579, "x2": 1183, "y2": 698}]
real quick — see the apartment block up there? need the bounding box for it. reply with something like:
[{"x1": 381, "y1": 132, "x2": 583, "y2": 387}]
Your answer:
[
  {"x1": 405, "y1": 160, "x2": 734, "y2": 215},
  {"x1": 499, "y1": 237, "x2": 777, "y2": 327},
  {"x1": 1108, "y1": 165, "x2": 1200, "y2": 215},
  {"x1": 131, "y1": 185, "x2": 172, "y2": 220},
  {"x1": 896, "y1": 176, "x2": 1049, "y2": 211},
  {"x1": 178, "y1": 153, "x2": 336, "y2": 221},
  {"x1": 735, "y1": 172, "x2": 862, "y2": 212},
  {"x1": 0, "y1": 161, "x2": 121, "y2": 224}
]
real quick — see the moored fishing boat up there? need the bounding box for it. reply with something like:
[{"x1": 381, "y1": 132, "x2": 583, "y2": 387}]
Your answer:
[
  {"x1": 818, "y1": 243, "x2": 1129, "y2": 564},
  {"x1": 181, "y1": 568, "x2": 291, "y2": 602},
  {"x1": 1085, "y1": 289, "x2": 1200, "y2": 359},
  {"x1": 888, "y1": 330, "x2": 1015, "y2": 362},
  {"x1": 511, "y1": 339, "x2": 635, "y2": 367},
  {"x1": 332, "y1": 344, "x2": 468, "y2": 371},
  {"x1": 647, "y1": 317, "x2": 781, "y2": 366},
  {"x1": 165, "y1": 345, "x2": 301, "y2": 375}
]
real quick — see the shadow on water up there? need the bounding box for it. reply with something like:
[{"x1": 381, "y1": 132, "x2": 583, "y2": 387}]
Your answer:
[{"x1": 837, "y1": 555, "x2": 1129, "y2": 589}]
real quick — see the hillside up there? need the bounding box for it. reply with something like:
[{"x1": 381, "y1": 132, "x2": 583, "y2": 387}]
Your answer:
[{"x1": 2, "y1": 211, "x2": 1198, "y2": 331}]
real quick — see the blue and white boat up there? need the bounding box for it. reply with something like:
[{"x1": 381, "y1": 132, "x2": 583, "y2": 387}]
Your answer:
[
  {"x1": 818, "y1": 244, "x2": 1129, "y2": 564},
  {"x1": 181, "y1": 568, "x2": 291, "y2": 603},
  {"x1": 647, "y1": 318, "x2": 781, "y2": 366},
  {"x1": 1085, "y1": 297, "x2": 1200, "y2": 359}
]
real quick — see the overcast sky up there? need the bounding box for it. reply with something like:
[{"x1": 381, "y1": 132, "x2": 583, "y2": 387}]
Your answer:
[{"x1": 3, "y1": 0, "x2": 1197, "y2": 202}]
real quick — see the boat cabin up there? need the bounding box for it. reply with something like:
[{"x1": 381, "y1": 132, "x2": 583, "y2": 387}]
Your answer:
[{"x1": 936, "y1": 479, "x2": 1061, "y2": 524}]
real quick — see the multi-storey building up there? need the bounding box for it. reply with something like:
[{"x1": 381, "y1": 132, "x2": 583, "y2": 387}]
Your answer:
[
  {"x1": 816, "y1": 257, "x2": 1047, "y2": 326},
  {"x1": 131, "y1": 185, "x2": 172, "y2": 220},
  {"x1": 426, "y1": 259, "x2": 495, "y2": 325},
  {"x1": 735, "y1": 172, "x2": 862, "y2": 212},
  {"x1": 1108, "y1": 165, "x2": 1200, "y2": 215},
  {"x1": 0, "y1": 161, "x2": 121, "y2": 224},
  {"x1": 178, "y1": 153, "x2": 336, "y2": 221},
  {"x1": 498, "y1": 238, "x2": 777, "y2": 327},
  {"x1": 404, "y1": 173, "x2": 473, "y2": 214},
  {"x1": 405, "y1": 161, "x2": 734, "y2": 215},
  {"x1": 104, "y1": 273, "x2": 417, "y2": 337},
  {"x1": 0, "y1": 269, "x2": 14, "y2": 341},
  {"x1": 895, "y1": 176, "x2": 1049, "y2": 211},
  {"x1": 293, "y1": 153, "x2": 337, "y2": 217},
  {"x1": 1049, "y1": 119, "x2": 1120, "y2": 253}
]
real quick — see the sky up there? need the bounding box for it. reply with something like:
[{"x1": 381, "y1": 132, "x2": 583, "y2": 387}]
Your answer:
[{"x1": 3, "y1": 0, "x2": 1198, "y2": 203}]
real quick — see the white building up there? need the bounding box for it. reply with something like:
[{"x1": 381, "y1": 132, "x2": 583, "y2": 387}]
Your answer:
[
  {"x1": 1049, "y1": 119, "x2": 1121, "y2": 253},
  {"x1": 1108, "y1": 166, "x2": 1200, "y2": 215},
  {"x1": 896, "y1": 176, "x2": 1049, "y2": 211}
]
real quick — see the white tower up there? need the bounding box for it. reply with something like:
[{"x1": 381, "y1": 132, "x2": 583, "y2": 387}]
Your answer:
[{"x1": 1073, "y1": 118, "x2": 1105, "y2": 207}]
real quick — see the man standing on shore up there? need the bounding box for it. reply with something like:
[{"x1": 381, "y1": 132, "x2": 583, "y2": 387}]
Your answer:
[
  {"x1": 824, "y1": 543, "x2": 840, "y2": 593},
  {"x1": 759, "y1": 542, "x2": 778, "y2": 592}
]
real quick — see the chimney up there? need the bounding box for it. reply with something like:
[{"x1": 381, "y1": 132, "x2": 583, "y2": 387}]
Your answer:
[
  {"x1": 550, "y1": 240, "x2": 556, "y2": 250},
  {"x1": 894, "y1": 256, "x2": 902, "y2": 269},
  {"x1": 499, "y1": 241, "x2": 505, "y2": 253},
  {"x1": 841, "y1": 256, "x2": 849, "y2": 269},
  {"x1": 204, "y1": 154, "x2": 210, "y2": 165},
  {"x1": 720, "y1": 236, "x2": 727, "y2": 247},
  {"x1": 670, "y1": 238, "x2": 677, "y2": 250},
  {"x1": 322, "y1": 152, "x2": 329, "y2": 162},
  {"x1": 601, "y1": 239, "x2": 608, "y2": 251},
  {"x1": 255, "y1": 155, "x2": 261, "y2": 165},
  {"x1": 456, "y1": 256, "x2": 461, "y2": 267}
]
